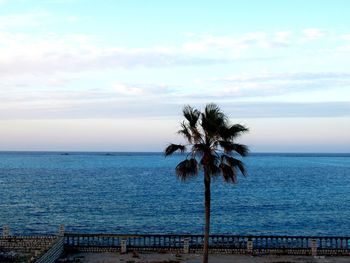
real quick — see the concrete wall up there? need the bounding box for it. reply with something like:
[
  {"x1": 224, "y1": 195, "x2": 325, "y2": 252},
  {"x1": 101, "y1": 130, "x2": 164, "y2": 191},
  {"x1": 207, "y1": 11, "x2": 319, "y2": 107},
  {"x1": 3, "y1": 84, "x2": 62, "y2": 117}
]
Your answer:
[{"x1": 0, "y1": 236, "x2": 60, "y2": 262}]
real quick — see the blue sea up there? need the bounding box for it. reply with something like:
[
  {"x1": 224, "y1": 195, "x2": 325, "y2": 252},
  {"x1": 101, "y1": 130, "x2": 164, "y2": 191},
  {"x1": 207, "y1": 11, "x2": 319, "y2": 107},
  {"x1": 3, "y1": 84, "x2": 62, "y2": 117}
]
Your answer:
[{"x1": 0, "y1": 152, "x2": 350, "y2": 236}]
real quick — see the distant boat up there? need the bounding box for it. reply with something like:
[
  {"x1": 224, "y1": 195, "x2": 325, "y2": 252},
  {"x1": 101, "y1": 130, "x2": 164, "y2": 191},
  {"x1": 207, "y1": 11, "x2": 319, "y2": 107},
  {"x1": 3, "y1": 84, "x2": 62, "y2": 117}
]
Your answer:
[{"x1": 61, "y1": 153, "x2": 69, "y2": 156}]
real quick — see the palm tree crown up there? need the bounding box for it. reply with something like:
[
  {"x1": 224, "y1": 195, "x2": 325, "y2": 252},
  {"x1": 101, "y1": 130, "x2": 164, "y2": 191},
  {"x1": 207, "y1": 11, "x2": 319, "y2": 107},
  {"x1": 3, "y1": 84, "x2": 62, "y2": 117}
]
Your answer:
[
  {"x1": 165, "y1": 103, "x2": 249, "y2": 263},
  {"x1": 165, "y1": 103, "x2": 248, "y2": 182}
]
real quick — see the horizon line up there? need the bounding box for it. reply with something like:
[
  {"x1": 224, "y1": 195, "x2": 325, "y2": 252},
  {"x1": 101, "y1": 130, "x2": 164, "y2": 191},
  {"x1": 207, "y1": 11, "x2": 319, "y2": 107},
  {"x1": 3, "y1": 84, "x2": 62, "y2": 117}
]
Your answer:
[{"x1": 0, "y1": 150, "x2": 349, "y2": 155}]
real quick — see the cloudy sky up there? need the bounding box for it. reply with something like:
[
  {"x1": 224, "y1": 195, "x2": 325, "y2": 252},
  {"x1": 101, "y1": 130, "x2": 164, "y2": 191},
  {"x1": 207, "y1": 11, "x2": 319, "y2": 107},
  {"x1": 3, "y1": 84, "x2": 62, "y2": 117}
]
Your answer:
[{"x1": 0, "y1": 0, "x2": 349, "y2": 152}]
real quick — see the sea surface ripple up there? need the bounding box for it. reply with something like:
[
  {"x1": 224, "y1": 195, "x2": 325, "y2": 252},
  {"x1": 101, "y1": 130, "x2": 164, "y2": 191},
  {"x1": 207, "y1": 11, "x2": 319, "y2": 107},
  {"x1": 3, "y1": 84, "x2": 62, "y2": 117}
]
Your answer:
[{"x1": 0, "y1": 152, "x2": 349, "y2": 236}]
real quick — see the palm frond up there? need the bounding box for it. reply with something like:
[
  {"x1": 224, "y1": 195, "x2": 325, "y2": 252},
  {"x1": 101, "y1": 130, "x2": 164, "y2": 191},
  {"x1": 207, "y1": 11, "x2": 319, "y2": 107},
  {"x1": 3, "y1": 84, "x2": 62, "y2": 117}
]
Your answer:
[
  {"x1": 232, "y1": 143, "x2": 249, "y2": 156},
  {"x1": 204, "y1": 104, "x2": 226, "y2": 124},
  {"x1": 178, "y1": 121, "x2": 203, "y2": 144},
  {"x1": 192, "y1": 143, "x2": 209, "y2": 155},
  {"x1": 219, "y1": 124, "x2": 249, "y2": 140},
  {"x1": 209, "y1": 163, "x2": 220, "y2": 175},
  {"x1": 164, "y1": 144, "x2": 186, "y2": 156},
  {"x1": 190, "y1": 126, "x2": 203, "y2": 143},
  {"x1": 175, "y1": 158, "x2": 198, "y2": 180},
  {"x1": 183, "y1": 105, "x2": 200, "y2": 128},
  {"x1": 219, "y1": 163, "x2": 237, "y2": 183},
  {"x1": 201, "y1": 103, "x2": 227, "y2": 136},
  {"x1": 222, "y1": 155, "x2": 247, "y2": 176},
  {"x1": 178, "y1": 122, "x2": 192, "y2": 143},
  {"x1": 204, "y1": 103, "x2": 222, "y2": 117},
  {"x1": 219, "y1": 141, "x2": 249, "y2": 156}
]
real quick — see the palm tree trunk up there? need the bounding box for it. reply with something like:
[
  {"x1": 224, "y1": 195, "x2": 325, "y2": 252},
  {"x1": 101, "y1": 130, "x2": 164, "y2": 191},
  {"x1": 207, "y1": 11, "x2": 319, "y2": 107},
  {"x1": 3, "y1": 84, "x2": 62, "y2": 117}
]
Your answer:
[{"x1": 203, "y1": 168, "x2": 211, "y2": 263}]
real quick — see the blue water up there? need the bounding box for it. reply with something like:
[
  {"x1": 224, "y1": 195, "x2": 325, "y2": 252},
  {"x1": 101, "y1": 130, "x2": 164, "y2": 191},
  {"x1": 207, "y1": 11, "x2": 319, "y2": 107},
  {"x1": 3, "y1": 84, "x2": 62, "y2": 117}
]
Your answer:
[{"x1": 0, "y1": 152, "x2": 350, "y2": 236}]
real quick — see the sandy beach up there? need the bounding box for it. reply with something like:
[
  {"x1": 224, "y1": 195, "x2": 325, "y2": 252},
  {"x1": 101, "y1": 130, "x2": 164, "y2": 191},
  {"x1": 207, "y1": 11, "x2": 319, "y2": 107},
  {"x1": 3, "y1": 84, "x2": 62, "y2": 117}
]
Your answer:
[{"x1": 64, "y1": 252, "x2": 350, "y2": 263}]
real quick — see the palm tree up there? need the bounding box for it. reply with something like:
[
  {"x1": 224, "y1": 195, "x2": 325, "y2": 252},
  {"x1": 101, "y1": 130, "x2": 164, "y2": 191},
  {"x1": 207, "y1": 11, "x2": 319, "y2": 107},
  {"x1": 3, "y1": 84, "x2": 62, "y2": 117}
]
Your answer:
[{"x1": 165, "y1": 103, "x2": 249, "y2": 263}]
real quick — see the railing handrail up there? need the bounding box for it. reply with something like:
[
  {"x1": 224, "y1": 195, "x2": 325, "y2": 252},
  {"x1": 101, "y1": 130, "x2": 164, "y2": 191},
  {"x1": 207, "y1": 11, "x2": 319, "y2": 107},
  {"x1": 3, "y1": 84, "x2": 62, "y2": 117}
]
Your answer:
[
  {"x1": 63, "y1": 232, "x2": 350, "y2": 239},
  {"x1": 63, "y1": 232, "x2": 350, "y2": 255}
]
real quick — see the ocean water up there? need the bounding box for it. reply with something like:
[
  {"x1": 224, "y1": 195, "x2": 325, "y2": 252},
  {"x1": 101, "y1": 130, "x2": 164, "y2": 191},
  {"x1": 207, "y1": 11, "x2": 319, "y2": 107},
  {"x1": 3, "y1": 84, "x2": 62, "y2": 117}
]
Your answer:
[{"x1": 0, "y1": 152, "x2": 349, "y2": 236}]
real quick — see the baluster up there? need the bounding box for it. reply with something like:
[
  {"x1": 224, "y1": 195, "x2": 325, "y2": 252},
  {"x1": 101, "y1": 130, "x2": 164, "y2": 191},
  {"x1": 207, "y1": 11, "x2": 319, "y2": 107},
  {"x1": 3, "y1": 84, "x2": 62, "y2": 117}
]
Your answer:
[{"x1": 340, "y1": 238, "x2": 343, "y2": 249}]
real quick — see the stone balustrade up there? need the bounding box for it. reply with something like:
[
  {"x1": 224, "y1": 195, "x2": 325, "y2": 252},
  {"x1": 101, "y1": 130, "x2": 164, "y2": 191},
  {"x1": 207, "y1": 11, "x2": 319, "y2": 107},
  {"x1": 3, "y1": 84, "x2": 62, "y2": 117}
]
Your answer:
[
  {"x1": 3, "y1": 224, "x2": 350, "y2": 260},
  {"x1": 64, "y1": 233, "x2": 350, "y2": 256}
]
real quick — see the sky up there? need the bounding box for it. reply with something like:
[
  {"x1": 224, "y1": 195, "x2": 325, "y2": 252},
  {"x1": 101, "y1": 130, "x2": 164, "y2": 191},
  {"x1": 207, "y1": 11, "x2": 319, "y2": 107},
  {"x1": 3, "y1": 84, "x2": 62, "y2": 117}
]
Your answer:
[{"x1": 0, "y1": 0, "x2": 349, "y2": 152}]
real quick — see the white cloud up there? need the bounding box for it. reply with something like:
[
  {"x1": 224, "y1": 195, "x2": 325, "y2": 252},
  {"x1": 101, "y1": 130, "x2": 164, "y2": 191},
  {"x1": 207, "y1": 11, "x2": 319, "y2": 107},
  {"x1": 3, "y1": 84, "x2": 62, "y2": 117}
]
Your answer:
[
  {"x1": 208, "y1": 71, "x2": 350, "y2": 98},
  {"x1": 218, "y1": 71, "x2": 350, "y2": 82},
  {"x1": 240, "y1": 32, "x2": 269, "y2": 48},
  {"x1": 181, "y1": 30, "x2": 299, "y2": 56},
  {"x1": 273, "y1": 31, "x2": 292, "y2": 46},
  {"x1": 0, "y1": 11, "x2": 50, "y2": 29},
  {"x1": 0, "y1": 28, "x2": 348, "y2": 81},
  {"x1": 301, "y1": 28, "x2": 326, "y2": 41},
  {"x1": 0, "y1": 31, "x2": 236, "y2": 79},
  {"x1": 1, "y1": 27, "x2": 350, "y2": 121},
  {"x1": 1, "y1": 97, "x2": 349, "y2": 120},
  {"x1": 223, "y1": 101, "x2": 350, "y2": 118},
  {"x1": 182, "y1": 32, "x2": 271, "y2": 55},
  {"x1": 113, "y1": 84, "x2": 145, "y2": 96},
  {"x1": 340, "y1": 34, "x2": 350, "y2": 41}
]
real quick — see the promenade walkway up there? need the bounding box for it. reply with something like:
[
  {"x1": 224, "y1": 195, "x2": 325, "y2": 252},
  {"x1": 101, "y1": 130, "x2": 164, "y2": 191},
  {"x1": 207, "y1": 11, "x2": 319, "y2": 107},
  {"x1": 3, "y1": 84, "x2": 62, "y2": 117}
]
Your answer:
[{"x1": 63, "y1": 252, "x2": 350, "y2": 263}]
